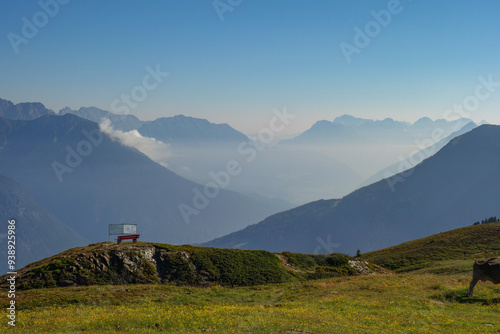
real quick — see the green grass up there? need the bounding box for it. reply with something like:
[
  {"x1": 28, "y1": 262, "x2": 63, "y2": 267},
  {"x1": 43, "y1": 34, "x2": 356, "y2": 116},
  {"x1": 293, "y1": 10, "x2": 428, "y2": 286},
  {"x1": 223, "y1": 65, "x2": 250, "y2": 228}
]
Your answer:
[
  {"x1": 6, "y1": 242, "x2": 372, "y2": 291},
  {"x1": 362, "y1": 222, "x2": 500, "y2": 272},
  {"x1": 1, "y1": 272, "x2": 499, "y2": 333},
  {"x1": 2, "y1": 223, "x2": 499, "y2": 332}
]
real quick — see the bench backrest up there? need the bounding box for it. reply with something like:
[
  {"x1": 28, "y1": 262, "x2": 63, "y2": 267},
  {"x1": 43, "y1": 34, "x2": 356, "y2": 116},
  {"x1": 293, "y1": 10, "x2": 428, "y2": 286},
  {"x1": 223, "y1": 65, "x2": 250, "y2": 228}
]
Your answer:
[{"x1": 117, "y1": 234, "x2": 140, "y2": 239}]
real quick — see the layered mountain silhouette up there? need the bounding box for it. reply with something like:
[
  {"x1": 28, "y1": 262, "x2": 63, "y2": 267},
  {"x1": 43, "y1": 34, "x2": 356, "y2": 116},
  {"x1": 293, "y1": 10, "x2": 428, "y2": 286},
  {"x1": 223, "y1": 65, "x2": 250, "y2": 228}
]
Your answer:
[
  {"x1": 138, "y1": 115, "x2": 249, "y2": 144},
  {"x1": 60, "y1": 106, "x2": 142, "y2": 131},
  {"x1": 285, "y1": 115, "x2": 473, "y2": 145},
  {"x1": 0, "y1": 98, "x2": 55, "y2": 120},
  {"x1": 203, "y1": 125, "x2": 500, "y2": 255},
  {"x1": 359, "y1": 120, "x2": 478, "y2": 187},
  {"x1": 58, "y1": 106, "x2": 249, "y2": 144},
  {"x1": 0, "y1": 174, "x2": 88, "y2": 271},
  {"x1": 2, "y1": 97, "x2": 490, "y2": 259},
  {"x1": 0, "y1": 114, "x2": 290, "y2": 251},
  {"x1": 274, "y1": 114, "x2": 476, "y2": 202},
  {"x1": 0, "y1": 98, "x2": 246, "y2": 145}
]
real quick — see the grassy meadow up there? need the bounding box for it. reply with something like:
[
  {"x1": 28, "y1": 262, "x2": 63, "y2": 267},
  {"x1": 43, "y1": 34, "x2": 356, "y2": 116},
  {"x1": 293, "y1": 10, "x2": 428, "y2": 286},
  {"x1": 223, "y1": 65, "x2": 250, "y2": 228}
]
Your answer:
[
  {"x1": 2, "y1": 269, "x2": 499, "y2": 333},
  {"x1": 361, "y1": 222, "x2": 500, "y2": 273},
  {"x1": 2, "y1": 223, "x2": 499, "y2": 333}
]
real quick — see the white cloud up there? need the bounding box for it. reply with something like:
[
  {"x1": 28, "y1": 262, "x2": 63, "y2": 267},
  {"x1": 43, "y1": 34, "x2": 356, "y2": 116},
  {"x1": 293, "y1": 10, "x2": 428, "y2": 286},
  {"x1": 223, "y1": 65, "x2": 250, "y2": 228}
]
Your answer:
[{"x1": 99, "y1": 119, "x2": 171, "y2": 167}]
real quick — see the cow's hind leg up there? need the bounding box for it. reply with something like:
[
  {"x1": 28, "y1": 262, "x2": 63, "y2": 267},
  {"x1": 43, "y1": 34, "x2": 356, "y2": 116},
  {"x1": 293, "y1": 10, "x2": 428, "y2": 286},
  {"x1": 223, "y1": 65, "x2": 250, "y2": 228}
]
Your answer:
[{"x1": 467, "y1": 279, "x2": 478, "y2": 297}]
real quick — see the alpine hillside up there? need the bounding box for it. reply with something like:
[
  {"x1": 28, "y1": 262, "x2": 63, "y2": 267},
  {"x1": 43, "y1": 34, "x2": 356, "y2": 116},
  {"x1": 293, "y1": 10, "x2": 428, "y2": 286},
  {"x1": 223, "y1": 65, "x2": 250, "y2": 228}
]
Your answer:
[
  {"x1": 0, "y1": 114, "x2": 290, "y2": 257},
  {"x1": 204, "y1": 125, "x2": 500, "y2": 255},
  {"x1": 0, "y1": 175, "x2": 88, "y2": 271}
]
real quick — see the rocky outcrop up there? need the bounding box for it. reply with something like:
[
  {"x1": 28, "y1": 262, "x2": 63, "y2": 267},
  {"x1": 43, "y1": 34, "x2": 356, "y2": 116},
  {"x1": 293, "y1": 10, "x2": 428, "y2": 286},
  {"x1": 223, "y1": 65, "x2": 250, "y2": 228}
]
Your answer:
[{"x1": 3, "y1": 242, "x2": 388, "y2": 290}]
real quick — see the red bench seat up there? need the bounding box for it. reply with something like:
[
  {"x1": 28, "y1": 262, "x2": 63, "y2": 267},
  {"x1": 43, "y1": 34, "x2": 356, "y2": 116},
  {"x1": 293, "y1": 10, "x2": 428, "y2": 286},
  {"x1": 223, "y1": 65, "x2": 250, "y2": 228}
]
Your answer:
[{"x1": 116, "y1": 234, "x2": 140, "y2": 244}]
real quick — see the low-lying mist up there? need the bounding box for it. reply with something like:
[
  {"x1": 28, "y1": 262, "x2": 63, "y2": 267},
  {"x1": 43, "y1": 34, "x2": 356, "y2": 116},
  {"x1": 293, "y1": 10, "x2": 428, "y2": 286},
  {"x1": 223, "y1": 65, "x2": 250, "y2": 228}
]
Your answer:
[
  {"x1": 122, "y1": 140, "x2": 425, "y2": 205},
  {"x1": 100, "y1": 117, "x2": 476, "y2": 205}
]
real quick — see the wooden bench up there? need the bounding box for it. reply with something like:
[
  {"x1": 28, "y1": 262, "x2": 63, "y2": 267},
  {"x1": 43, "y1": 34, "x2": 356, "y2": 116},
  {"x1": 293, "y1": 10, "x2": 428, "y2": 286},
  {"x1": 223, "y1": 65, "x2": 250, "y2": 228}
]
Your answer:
[{"x1": 116, "y1": 234, "x2": 140, "y2": 244}]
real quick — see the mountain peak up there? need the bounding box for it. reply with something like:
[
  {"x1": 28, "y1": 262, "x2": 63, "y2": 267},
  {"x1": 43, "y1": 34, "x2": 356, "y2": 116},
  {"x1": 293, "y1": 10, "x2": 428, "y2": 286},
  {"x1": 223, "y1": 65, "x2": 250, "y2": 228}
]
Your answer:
[
  {"x1": 205, "y1": 124, "x2": 500, "y2": 255},
  {"x1": 138, "y1": 114, "x2": 248, "y2": 144},
  {"x1": 413, "y1": 116, "x2": 433, "y2": 125},
  {"x1": 59, "y1": 106, "x2": 142, "y2": 131},
  {"x1": 59, "y1": 107, "x2": 72, "y2": 114},
  {"x1": 0, "y1": 97, "x2": 55, "y2": 120},
  {"x1": 333, "y1": 114, "x2": 369, "y2": 127},
  {"x1": 0, "y1": 115, "x2": 285, "y2": 255}
]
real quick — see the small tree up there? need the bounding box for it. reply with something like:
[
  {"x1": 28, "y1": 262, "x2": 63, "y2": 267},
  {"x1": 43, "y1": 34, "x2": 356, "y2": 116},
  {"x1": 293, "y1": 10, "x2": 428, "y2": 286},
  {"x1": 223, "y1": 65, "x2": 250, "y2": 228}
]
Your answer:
[{"x1": 356, "y1": 249, "x2": 362, "y2": 257}]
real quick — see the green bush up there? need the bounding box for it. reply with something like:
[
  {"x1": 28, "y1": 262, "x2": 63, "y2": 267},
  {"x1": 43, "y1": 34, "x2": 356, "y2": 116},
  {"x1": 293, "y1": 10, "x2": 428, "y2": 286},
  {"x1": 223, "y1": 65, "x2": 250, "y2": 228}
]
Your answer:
[
  {"x1": 15, "y1": 243, "x2": 361, "y2": 290},
  {"x1": 190, "y1": 248, "x2": 292, "y2": 286}
]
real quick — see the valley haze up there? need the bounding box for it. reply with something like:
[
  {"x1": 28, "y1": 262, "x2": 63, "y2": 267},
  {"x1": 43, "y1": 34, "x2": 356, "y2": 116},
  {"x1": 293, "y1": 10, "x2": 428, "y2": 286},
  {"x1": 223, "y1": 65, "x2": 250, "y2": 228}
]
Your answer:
[
  {"x1": 0, "y1": 96, "x2": 495, "y2": 271},
  {"x1": 1, "y1": 2, "x2": 500, "y2": 332}
]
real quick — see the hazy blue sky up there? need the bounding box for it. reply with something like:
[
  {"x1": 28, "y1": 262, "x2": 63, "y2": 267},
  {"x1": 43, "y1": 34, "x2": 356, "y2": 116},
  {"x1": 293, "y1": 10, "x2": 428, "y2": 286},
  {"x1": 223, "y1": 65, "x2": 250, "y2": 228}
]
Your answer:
[{"x1": 1, "y1": 0, "x2": 499, "y2": 135}]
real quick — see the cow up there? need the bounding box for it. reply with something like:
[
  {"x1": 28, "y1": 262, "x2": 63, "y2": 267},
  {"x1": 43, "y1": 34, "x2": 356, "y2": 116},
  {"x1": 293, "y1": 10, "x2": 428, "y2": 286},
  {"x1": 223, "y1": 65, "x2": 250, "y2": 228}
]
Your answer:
[{"x1": 467, "y1": 257, "x2": 500, "y2": 297}]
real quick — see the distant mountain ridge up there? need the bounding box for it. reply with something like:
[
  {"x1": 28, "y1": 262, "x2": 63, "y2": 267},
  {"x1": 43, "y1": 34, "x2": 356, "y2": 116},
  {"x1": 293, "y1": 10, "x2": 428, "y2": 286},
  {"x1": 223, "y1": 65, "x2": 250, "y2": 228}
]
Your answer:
[
  {"x1": 0, "y1": 114, "x2": 289, "y2": 251},
  {"x1": 138, "y1": 115, "x2": 250, "y2": 144},
  {"x1": 0, "y1": 98, "x2": 55, "y2": 120},
  {"x1": 359, "y1": 120, "x2": 478, "y2": 187},
  {"x1": 2, "y1": 97, "x2": 475, "y2": 148},
  {"x1": 0, "y1": 97, "x2": 482, "y2": 206},
  {"x1": 285, "y1": 114, "x2": 474, "y2": 145},
  {"x1": 334, "y1": 114, "x2": 411, "y2": 129},
  {"x1": 0, "y1": 98, "x2": 249, "y2": 145},
  {"x1": 204, "y1": 124, "x2": 500, "y2": 255},
  {"x1": 59, "y1": 106, "x2": 142, "y2": 131}
]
